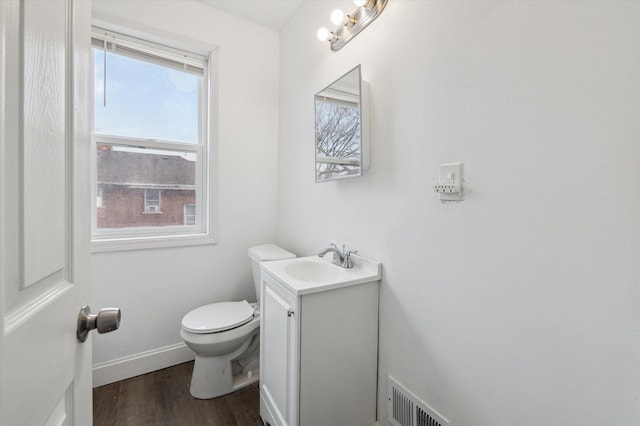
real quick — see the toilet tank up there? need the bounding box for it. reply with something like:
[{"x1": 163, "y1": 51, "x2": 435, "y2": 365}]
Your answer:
[{"x1": 248, "y1": 244, "x2": 295, "y2": 303}]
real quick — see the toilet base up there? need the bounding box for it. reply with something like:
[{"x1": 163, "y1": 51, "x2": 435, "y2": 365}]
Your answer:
[
  {"x1": 188, "y1": 336, "x2": 260, "y2": 399},
  {"x1": 189, "y1": 355, "x2": 260, "y2": 399}
]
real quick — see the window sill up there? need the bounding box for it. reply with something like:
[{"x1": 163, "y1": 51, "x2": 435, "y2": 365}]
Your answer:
[
  {"x1": 91, "y1": 232, "x2": 216, "y2": 253},
  {"x1": 143, "y1": 211, "x2": 163, "y2": 215}
]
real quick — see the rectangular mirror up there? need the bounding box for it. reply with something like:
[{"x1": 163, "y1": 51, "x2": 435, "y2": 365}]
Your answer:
[{"x1": 314, "y1": 65, "x2": 368, "y2": 182}]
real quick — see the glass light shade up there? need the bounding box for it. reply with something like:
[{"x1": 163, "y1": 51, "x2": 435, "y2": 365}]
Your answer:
[
  {"x1": 330, "y1": 9, "x2": 345, "y2": 25},
  {"x1": 317, "y1": 27, "x2": 330, "y2": 41}
]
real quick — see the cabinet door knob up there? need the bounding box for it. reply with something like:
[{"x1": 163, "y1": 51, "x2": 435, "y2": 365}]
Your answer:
[{"x1": 287, "y1": 309, "x2": 294, "y2": 317}]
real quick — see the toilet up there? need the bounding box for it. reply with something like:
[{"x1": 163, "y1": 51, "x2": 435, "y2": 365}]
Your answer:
[{"x1": 180, "y1": 244, "x2": 295, "y2": 399}]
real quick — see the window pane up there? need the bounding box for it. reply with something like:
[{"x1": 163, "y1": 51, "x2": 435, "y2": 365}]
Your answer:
[
  {"x1": 94, "y1": 48, "x2": 200, "y2": 144},
  {"x1": 97, "y1": 145, "x2": 197, "y2": 229}
]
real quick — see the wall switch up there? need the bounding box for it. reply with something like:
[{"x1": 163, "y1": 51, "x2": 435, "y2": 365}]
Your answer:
[{"x1": 435, "y1": 162, "x2": 463, "y2": 201}]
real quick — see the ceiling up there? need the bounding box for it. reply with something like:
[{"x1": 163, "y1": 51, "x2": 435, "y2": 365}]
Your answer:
[{"x1": 194, "y1": 0, "x2": 304, "y2": 31}]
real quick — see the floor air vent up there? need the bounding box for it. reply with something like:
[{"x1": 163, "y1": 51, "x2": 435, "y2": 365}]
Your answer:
[{"x1": 388, "y1": 376, "x2": 450, "y2": 426}]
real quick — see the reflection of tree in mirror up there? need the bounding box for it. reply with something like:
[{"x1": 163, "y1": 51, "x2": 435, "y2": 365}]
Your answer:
[{"x1": 315, "y1": 99, "x2": 361, "y2": 181}]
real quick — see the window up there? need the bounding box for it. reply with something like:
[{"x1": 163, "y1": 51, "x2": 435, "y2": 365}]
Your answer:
[
  {"x1": 184, "y1": 204, "x2": 196, "y2": 225},
  {"x1": 144, "y1": 189, "x2": 161, "y2": 213},
  {"x1": 96, "y1": 187, "x2": 103, "y2": 208},
  {"x1": 91, "y1": 27, "x2": 214, "y2": 251}
]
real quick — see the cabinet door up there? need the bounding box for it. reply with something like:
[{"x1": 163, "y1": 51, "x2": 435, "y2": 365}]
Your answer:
[{"x1": 261, "y1": 279, "x2": 298, "y2": 425}]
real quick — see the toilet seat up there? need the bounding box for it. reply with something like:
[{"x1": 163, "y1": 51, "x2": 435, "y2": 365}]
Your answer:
[{"x1": 182, "y1": 300, "x2": 255, "y2": 334}]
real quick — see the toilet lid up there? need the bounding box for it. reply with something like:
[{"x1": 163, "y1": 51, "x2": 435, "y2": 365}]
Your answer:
[{"x1": 182, "y1": 300, "x2": 255, "y2": 333}]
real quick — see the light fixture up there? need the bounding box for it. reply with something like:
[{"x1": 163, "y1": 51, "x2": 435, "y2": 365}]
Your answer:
[
  {"x1": 317, "y1": 27, "x2": 330, "y2": 41},
  {"x1": 331, "y1": 9, "x2": 345, "y2": 25},
  {"x1": 316, "y1": 27, "x2": 337, "y2": 42},
  {"x1": 316, "y1": 0, "x2": 388, "y2": 51},
  {"x1": 331, "y1": 8, "x2": 356, "y2": 27}
]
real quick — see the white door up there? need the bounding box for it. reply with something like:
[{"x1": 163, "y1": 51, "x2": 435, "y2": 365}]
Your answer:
[{"x1": 0, "y1": 0, "x2": 93, "y2": 424}]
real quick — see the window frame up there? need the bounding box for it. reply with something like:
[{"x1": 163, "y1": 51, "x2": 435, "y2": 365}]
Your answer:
[{"x1": 90, "y1": 27, "x2": 217, "y2": 252}]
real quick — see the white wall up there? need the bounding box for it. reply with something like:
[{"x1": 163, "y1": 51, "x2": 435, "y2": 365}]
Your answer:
[
  {"x1": 277, "y1": 1, "x2": 640, "y2": 425},
  {"x1": 91, "y1": 0, "x2": 280, "y2": 384}
]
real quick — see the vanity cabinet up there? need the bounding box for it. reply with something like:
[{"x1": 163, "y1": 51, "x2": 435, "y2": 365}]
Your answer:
[{"x1": 259, "y1": 263, "x2": 379, "y2": 426}]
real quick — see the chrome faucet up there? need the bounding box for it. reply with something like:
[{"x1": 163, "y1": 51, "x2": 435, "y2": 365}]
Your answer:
[{"x1": 318, "y1": 243, "x2": 357, "y2": 268}]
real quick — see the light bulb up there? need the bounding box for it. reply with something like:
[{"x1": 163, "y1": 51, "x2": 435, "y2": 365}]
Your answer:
[
  {"x1": 330, "y1": 9, "x2": 345, "y2": 26},
  {"x1": 317, "y1": 27, "x2": 330, "y2": 41},
  {"x1": 353, "y1": 0, "x2": 366, "y2": 6}
]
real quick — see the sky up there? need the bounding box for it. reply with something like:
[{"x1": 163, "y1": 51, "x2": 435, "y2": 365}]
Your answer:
[{"x1": 93, "y1": 48, "x2": 200, "y2": 145}]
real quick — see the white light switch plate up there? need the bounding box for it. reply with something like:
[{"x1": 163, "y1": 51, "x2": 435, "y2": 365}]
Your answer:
[{"x1": 438, "y1": 162, "x2": 463, "y2": 201}]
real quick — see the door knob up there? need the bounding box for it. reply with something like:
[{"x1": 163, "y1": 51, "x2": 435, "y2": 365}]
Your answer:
[{"x1": 77, "y1": 305, "x2": 121, "y2": 342}]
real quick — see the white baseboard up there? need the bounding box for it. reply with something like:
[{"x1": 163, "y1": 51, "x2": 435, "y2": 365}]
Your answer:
[{"x1": 92, "y1": 342, "x2": 195, "y2": 388}]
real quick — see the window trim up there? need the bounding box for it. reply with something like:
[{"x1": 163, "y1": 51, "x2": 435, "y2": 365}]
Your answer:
[{"x1": 91, "y1": 27, "x2": 218, "y2": 253}]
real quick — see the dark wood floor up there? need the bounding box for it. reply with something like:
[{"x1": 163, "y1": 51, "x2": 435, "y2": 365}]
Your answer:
[{"x1": 93, "y1": 361, "x2": 263, "y2": 426}]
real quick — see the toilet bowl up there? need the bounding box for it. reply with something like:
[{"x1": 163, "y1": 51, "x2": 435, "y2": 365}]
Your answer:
[{"x1": 181, "y1": 244, "x2": 295, "y2": 399}]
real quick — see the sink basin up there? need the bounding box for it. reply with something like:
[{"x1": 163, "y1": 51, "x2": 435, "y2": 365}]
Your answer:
[
  {"x1": 284, "y1": 260, "x2": 347, "y2": 283},
  {"x1": 262, "y1": 255, "x2": 382, "y2": 295}
]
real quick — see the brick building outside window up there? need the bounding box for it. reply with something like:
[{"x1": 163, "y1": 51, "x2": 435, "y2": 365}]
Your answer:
[{"x1": 97, "y1": 146, "x2": 196, "y2": 229}]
